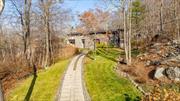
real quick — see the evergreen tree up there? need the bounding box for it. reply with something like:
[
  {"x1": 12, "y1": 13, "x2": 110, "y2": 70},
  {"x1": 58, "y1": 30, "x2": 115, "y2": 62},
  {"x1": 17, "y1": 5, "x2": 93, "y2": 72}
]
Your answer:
[{"x1": 131, "y1": 0, "x2": 145, "y2": 31}]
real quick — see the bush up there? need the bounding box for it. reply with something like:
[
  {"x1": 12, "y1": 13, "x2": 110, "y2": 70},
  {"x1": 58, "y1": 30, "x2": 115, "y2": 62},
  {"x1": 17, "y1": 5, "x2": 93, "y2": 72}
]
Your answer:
[
  {"x1": 96, "y1": 43, "x2": 107, "y2": 48},
  {"x1": 131, "y1": 49, "x2": 141, "y2": 57},
  {"x1": 58, "y1": 45, "x2": 79, "y2": 60}
]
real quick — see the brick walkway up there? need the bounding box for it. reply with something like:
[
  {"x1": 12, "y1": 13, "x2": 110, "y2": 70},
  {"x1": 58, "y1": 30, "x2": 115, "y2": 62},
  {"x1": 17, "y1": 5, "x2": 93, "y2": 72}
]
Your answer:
[{"x1": 57, "y1": 54, "x2": 86, "y2": 101}]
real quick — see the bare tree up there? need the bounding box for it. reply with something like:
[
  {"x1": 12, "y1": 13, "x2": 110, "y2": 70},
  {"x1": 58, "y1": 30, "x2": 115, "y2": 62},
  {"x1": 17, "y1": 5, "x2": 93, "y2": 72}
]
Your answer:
[
  {"x1": 160, "y1": 0, "x2": 164, "y2": 34},
  {"x1": 122, "y1": 0, "x2": 128, "y2": 64},
  {"x1": 39, "y1": 0, "x2": 52, "y2": 67},
  {"x1": 128, "y1": 0, "x2": 132, "y2": 64},
  {"x1": 174, "y1": 0, "x2": 180, "y2": 41},
  {"x1": 0, "y1": 0, "x2": 4, "y2": 15},
  {"x1": 121, "y1": 0, "x2": 132, "y2": 65},
  {"x1": 10, "y1": 0, "x2": 32, "y2": 67},
  {"x1": 0, "y1": 0, "x2": 4, "y2": 100},
  {"x1": 38, "y1": 0, "x2": 65, "y2": 67}
]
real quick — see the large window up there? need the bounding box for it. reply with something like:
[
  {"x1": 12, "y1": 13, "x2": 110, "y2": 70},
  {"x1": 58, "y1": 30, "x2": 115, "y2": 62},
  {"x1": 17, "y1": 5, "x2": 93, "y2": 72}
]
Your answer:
[{"x1": 69, "y1": 39, "x2": 75, "y2": 45}]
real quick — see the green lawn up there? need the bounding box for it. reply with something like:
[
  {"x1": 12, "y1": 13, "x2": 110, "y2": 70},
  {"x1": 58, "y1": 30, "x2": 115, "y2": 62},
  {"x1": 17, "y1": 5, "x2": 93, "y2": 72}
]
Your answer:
[
  {"x1": 7, "y1": 59, "x2": 70, "y2": 101},
  {"x1": 84, "y1": 48, "x2": 142, "y2": 101}
]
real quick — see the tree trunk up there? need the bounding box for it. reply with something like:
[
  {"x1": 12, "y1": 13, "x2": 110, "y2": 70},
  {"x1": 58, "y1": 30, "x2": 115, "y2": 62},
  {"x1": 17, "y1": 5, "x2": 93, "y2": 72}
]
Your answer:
[
  {"x1": 24, "y1": 0, "x2": 32, "y2": 67},
  {"x1": 44, "y1": 14, "x2": 51, "y2": 67},
  {"x1": 0, "y1": 1, "x2": 5, "y2": 100},
  {"x1": 41, "y1": 0, "x2": 52, "y2": 68},
  {"x1": 93, "y1": 27, "x2": 96, "y2": 50},
  {"x1": 174, "y1": 0, "x2": 180, "y2": 41},
  {"x1": 0, "y1": 0, "x2": 5, "y2": 15},
  {"x1": 128, "y1": 0, "x2": 132, "y2": 65},
  {"x1": 123, "y1": 0, "x2": 129, "y2": 64},
  {"x1": 160, "y1": 0, "x2": 163, "y2": 34}
]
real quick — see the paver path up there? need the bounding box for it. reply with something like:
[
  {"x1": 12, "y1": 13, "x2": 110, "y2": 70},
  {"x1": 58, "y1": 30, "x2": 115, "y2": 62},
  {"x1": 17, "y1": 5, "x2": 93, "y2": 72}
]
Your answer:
[
  {"x1": 0, "y1": 83, "x2": 3, "y2": 101},
  {"x1": 57, "y1": 54, "x2": 86, "y2": 101}
]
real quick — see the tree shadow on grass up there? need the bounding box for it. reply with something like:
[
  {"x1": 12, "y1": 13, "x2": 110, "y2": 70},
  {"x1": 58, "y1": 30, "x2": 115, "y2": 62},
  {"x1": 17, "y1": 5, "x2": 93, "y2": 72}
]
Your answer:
[
  {"x1": 24, "y1": 75, "x2": 37, "y2": 101},
  {"x1": 97, "y1": 49, "x2": 118, "y2": 62},
  {"x1": 87, "y1": 53, "x2": 94, "y2": 60},
  {"x1": 124, "y1": 94, "x2": 141, "y2": 101}
]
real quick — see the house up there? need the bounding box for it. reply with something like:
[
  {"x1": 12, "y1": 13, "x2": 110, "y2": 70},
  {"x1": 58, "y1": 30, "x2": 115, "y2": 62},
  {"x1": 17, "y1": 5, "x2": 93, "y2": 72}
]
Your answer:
[
  {"x1": 67, "y1": 29, "x2": 124, "y2": 49},
  {"x1": 67, "y1": 33, "x2": 94, "y2": 49}
]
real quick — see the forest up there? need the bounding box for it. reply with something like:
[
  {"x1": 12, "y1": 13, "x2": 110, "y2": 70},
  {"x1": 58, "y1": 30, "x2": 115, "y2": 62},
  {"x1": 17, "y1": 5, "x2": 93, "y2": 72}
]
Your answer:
[{"x1": 0, "y1": 0, "x2": 179, "y2": 101}]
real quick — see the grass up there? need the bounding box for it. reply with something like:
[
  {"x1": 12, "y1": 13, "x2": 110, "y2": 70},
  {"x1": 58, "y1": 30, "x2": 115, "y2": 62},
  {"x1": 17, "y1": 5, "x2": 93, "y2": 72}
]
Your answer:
[
  {"x1": 7, "y1": 59, "x2": 70, "y2": 101},
  {"x1": 84, "y1": 48, "x2": 142, "y2": 101},
  {"x1": 120, "y1": 49, "x2": 141, "y2": 58}
]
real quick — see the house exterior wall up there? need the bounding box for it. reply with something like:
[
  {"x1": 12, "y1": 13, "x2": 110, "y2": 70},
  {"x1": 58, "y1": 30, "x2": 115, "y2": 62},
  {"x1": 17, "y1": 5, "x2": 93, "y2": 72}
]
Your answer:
[
  {"x1": 67, "y1": 36, "x2": 94, "y2": 49},
  {"x1": 84, "y1": 36, "x2": 94, "y2": 49}
]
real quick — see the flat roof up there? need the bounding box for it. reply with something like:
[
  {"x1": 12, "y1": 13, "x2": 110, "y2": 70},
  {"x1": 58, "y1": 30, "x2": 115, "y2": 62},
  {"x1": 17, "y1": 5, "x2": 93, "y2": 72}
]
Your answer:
[{"x1": 67, "y1": 29, "x2": 124, "y2": 36}]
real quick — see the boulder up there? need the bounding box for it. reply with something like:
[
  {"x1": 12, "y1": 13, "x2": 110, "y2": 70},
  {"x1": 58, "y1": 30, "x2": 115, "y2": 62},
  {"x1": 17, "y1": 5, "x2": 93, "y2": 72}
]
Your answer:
[
  {"x1": 152, "y1": 61, "x2": 161, "y2": 66},
  {"x1": 146, "y1": 60, "x2": 161, "y2": 66},
  {"x1": 167, "y1": 56, "x2": 180, "y2": 63},
  {"x1": 154, "y1": 68, "x2": 165, "y2": 79},
  {"x1": 175, "y1": 78, "x2": 180, "y2": 82},
  {"x1": 172, "y1": 40, "x2": 179, "y2": 45},
  {"x1": 145, "y1": 60, "x2": 151, "y2": 66},
  {"x1": 175, "y1": 45, "x2": 180, "y2": 53},
  {"x1": 152, "y1": 43, "x2": 161, "y2": 48},
  {"x1": 165, "y1": 67, "x2": 180, "y2": 81},
  {"x1": 177, "y1": 55, "x2": 180, "y2": 60},
  {"x1": 118, "y1": 57, "x2": 126, "y2": 64}
]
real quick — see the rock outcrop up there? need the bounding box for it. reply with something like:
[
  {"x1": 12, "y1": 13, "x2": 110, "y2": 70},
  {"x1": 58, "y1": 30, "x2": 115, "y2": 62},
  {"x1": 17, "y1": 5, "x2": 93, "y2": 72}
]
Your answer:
[
  {"x1": 154, "y1": 67, "x2": 180, "y2": 82},
  {"x1": 165, "y1": 67, "x2": 180, "y2": 81},
  {"x1": 136, "y1": 40, "x2": 180, "y2": 82},
  {"x1": 154, "y1": 68, "x2": 165, "y2": 79}
]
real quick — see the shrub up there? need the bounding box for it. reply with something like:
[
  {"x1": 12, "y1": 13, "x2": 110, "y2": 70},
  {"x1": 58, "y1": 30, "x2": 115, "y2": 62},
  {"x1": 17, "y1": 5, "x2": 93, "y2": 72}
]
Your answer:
[{"x1": 96, "y1": 43, "x2": 107, "y2": 48}]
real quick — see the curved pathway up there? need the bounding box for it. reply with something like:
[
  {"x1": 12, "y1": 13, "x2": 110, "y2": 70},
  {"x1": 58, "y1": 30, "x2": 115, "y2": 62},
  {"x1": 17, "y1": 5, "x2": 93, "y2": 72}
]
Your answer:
[{"x1": 57, "y1": 54, "x2": 88, "y2": 101}]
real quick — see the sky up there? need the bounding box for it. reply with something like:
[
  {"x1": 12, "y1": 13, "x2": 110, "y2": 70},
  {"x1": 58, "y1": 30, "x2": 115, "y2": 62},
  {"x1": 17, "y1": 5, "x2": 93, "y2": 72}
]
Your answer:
[
  {"x1": 60, "y1": 0, "x2": 119, "y2": 27},
  {"x1": 61, "y1": 0, "x2": 108, "y2": 26},
  {"x1": 1, "y1": 0, "x2": 119, "y2": 28},
  {"x1": 61, "y1": 0, "x2": 107, "y2": 13}
]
